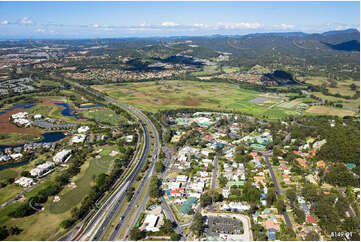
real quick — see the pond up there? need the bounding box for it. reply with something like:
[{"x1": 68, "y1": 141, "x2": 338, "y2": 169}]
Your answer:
[
  {"x1": 0, "y1": 132, "x2": 66, "y2": 151},
  {"x1": 0, "y1": 103, "x2": 35, "y2": 114},
  {"x1": 54, "y1": 102, "x2": 81, "y2": 119}
]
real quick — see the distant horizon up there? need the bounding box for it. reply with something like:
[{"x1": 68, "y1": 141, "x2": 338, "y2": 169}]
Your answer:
[
  {"x1": 0, "y1": 28, "x2": 359, "y2": 41},
  {"x1": 0, "y1": 1, "x2": 359, "y2": 39}
]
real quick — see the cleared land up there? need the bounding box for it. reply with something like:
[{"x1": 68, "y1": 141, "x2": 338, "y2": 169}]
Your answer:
[
  {"x1": 94, "y1": 80, "x2": 289, "y2": 120},
  {"x1": 306, "y1": 105, "x2": 355, "y2": 117}
]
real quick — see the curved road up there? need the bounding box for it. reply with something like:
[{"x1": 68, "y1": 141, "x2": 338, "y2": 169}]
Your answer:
[{"x1": 54, "y1": 78, "x2": 160, "y2": 241}]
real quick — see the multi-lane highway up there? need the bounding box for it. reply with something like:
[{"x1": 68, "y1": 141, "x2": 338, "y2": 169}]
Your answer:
[
  {"x1": 108, "y1": 112, "x2": 160, "y2": 240},
  {"x1": 55, "y1": 78, "x2": 160, "y2": 241},
  {"x1": 84, "y1": 97, "x2": 160, "y2": 241}
]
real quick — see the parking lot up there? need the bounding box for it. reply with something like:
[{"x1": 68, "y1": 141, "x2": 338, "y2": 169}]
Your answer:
[{"x1": 206, "y1": 216, "x2": 243, "y2": 236}]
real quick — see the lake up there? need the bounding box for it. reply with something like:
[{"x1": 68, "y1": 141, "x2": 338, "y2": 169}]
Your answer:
[{"x1": 0, "y1": 132, "x2": 66, "y2": 151}]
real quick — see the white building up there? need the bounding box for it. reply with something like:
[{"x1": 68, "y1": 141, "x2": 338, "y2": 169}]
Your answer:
[
  {"x1": 126, "y1": 135, "x2": 133, "y2": 142},
  {"x1": 77, "y1": 126, "x2": 90, "y2": 133},
  {"x1": 53, "y1": 149, "x2": 72, "y2": 164},
  {"x1": 30, "y1": 161, "x2": 55, "y2": 177},
  {"x1": 15, "y1": 177, "x2": 34, "y2": 187},
  {"x1": 10, "y1": 153, "x2": 23, "y2": 160},
  {"x1": 176, "y1": 175, "x2": 188, "y2": 183},
  {"x1": 190, "y1": 181, "x2": 205, "y2": 193},
  {"x1": 34, "y1": 114, "x2": 43, "y2": 119},
  {"x1": 11, "y1": 112, "x2": 28, "y2": 119},
  {"x1": 72, "y1": 134, "x2": 86, "y2": 143},
  {"x1": 143, "y1": 214, "x2": 159, "y2": 232},
  {"x1": 169, "y1": 182, "x2": 181, "y2": 190}
]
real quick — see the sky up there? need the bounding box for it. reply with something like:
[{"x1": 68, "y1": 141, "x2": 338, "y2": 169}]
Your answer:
[{"x1": 0, "y1": 1, "x2": 359, "y2": 39}]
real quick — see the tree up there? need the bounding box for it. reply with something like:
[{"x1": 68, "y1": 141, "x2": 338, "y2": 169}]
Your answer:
[
  {"x1": 155, "y1": 161, "x2": 164, "y2": 173},
  {"x1": 276, "y1": 198, "x2": 285, "y2": 214},
  {"x1": 305, "y1": 231, "x2": 320, "y2": 241},
  {"x1": 149, "y1": 176, "x2": 160, "y2": 199},
  {"x1": 20, "y1": 171, "x2": 31, "y2": 177},
  {"x1": 335, "y1": 196, "x2": 349, "y2": 217},
  {"x1": 0, "y1": 226, "x2": 9, "y2": 240},
  {"x1": 161, "y1": 219, "x2": 173, "y2": 234},
  {"x1": 286, "y1": 188, "x2": 297, "y2": 203},
  {"x1": 170, "y1": 232, "x2": 180, "y2": 241},
  {"x1": 350, "y1": 83, "x2": 357, "y2": 91},
  {"x1": 266, "y1": 188, "x2": 277, "y2": 207},
  {"x1": 129, "y1": 227, "x2": 144, "y2": 241},
  {"x1": 301, "y1": 184, "x2": 319, "y2": 203},
  {"x1": 325, "y1": 165, "x2": 359, "y2": 187},
  {"x1": 242, "y1": 182, "x2": 261, "y2": 204},
  {"x1": 191, "y1": 212, "x2": 204, "y2": 237},
  {"x1": 294, "y1": 207, "x2": 305, "y2": 224}
]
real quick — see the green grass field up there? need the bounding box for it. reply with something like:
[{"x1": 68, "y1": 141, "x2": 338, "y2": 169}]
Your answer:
[
  {"x1": 0, "y1": 133, "x2": 40, "y2": 145},
  {"x1": 100, "y1": 149, "x2": 111, "y2": 156},
  {"x1": 191, "y1": 65, "x2": 220, "y2": 76},
  {"x1": 94, "y1": 80, "x2": 289, "y2": 120},
  {"x1": 0, "y1": 184, "x2": 23, "y2": 205},
  {"x1": 49, "y1": 146, "x2": 117, "y2": 214},
  {"x1": 84, "y1": 108, "x2": 127, "y2": 125}
]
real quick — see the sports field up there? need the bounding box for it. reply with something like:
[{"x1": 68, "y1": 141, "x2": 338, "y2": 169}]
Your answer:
[{"x1": 93, "y1": 80, "x2": 289, "y2": 120}]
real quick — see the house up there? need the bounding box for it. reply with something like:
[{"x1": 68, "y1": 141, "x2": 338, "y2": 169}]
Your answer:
[
  {"x1": 169, "y1": 182, "x2": 181, "y2": 190},
  {"x1": 222, "y1": 187, "x2": 230, "y2": 198},
  {"x1": 126, "y1": 135, "x2": 133, "y2": 142},
  {"x1": 266, "y1": 228, "x2": 278, "y2": 241},
  {"x1": 282, "y1": 174, "x2": 290, "y2": 182},
  {"x1": 15, "y1": 177, "x2": 34, "y2": 187},
  {"x1": 176, "y1": 175, "x2": 188, "y2": 183},
  {"x1": 72, "y1": 134, "x2": 86, "y2": 143},
  {"x1": 265, "y1": 220, "x2": 280, "y2": 231},
  {"x1": 34, "y1": 114, "x2": 43, "y2": 119},
  {"x1": 77, "y1": 126, "x2": 90, "y2": 133},
  {"x1": 313, "y1": 139, "x2": 327, "y2": 150},
  {"x1": 171, "y1": 135, "x2": 181, "y2": 143},
  {"x1": 10, "y1": 153, "x2": 23, "y2": 160},
  {"x1": 254, "y1": 176, "x2": 266, "y2": 186},
  {"x1": 317, "y1": 160, "x2": 326, "y2": 168},
  {"x1": 297, "y1": 158, "x2": 308, "y2": 168},
  {"x1": 199, "y1": 171, "x2": 208, "y2": 178},
  {"x1": 306, "y1": 216, "x2": 317, "y2": 225},
  {"x1": 306, "y1": 174, "x2": 317, "y2": 184},
  {"x1": 249, "y1": 152, "x2": 258, "y2": 158}
]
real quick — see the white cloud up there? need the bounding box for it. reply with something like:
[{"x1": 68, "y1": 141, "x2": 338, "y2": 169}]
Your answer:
[
  {"x1": 92, "y1": 24, "x2": 99, "y2": 28},
  {"x1": 1, "y1": 20, "x2": 8, "y2": 25},
  {"x1": 161, "y1": 21, "x2": 179, "y2": 27},
  {"x1": 18, "y1": 17, "x2": 33, "y2": 25},
  {"x1": 218, "y1": 22, "x2": 263, "y2": 29},
  {"x1": 279, "y1": 24, "x2": 295, "y2": 30},
  {"x1": 36, "y1": 28, "x2": 45, "y2": 33}
]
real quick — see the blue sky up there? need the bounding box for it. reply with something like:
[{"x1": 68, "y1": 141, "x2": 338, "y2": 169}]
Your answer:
[{"x1": 0, "y1": 1, "x2": 359, "y2": 39}]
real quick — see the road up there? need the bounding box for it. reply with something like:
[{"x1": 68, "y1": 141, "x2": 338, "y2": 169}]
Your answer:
[
  {"x1": 89, "y1": 97, "x2": 160, "y2": 241},
  {"x1": 54, "y1": 78, "x2": 160, "y2": 241},
  {"x1": 212, "y1": 152, "x2": 220, "y2": 190},
  {"x1": 263, "y1": 151, "x2": 293, "y2": 230},
  {"x1": 107, "y1": 101, "x2": 160, "y2": 241}
]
